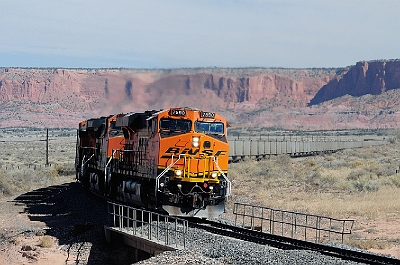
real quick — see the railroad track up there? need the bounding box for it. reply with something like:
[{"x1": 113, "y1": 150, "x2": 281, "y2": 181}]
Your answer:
[
  {"x1": 188, "y1": 219, "x2": 399, "y2": 265},
  {"x1": 98, "y1": 188, "x2": 400, "y2": 264}
]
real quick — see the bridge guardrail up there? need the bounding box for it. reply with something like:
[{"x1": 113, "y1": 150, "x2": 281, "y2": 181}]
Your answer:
[
  {"x1": 233, "y1": 202, "x2": 354, "y2": 244},
  {"x1": 107, "y1": 201, "x2": 188, "y2": 248}
]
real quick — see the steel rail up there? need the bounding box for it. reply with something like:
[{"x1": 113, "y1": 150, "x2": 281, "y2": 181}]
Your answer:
[{"x1": 189, "y1": 219, "x2": 399, "y2": 265}]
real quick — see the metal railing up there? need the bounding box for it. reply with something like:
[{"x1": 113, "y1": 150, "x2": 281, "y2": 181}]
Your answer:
[
  {"x1": 107, "y1": 202, "x2": 188, "y2": 248},
  {"x1": 233, "y1": 203, "x2": 354, "y2": 244},
  {"x1": 112, "y1": 149, "x2": 153, "y2": 174}
]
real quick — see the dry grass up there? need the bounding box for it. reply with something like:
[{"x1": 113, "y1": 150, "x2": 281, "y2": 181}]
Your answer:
[
  {"x1": 345, "y1": 238, "x2": 393, "y2": 250},
  {"x1": 260, "y1": 186, "x2": 400, "y2": 219},
  {"x1": 229, "y1": 141, "x2": 400, "y2": 220},
  {"x1": 228, "y1": 140, "x2": 400, "y2": 251},
  {"x1": 0, "y1": 128, "x2": 76, "y2": 197}
]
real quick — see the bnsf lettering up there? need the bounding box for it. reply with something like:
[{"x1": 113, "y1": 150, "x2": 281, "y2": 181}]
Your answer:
[
  {"x1": 165, "y1": 147, "x2": 181, "y2": 154},
  {"x1": 163, "y1": 147, "x2": 226, "y2": 157},
  {"x1": 214, "y1": 150, "x2": 227, "y2": 157},
  {"x1": 202, "y1": 149, "x2": 213, "y2": 156},
  {"x1": 181, "y1": 148, "x2": 199, "y2": 155}
]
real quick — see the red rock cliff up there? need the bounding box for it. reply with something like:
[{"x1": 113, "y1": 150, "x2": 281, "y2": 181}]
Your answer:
[
  {"x1": 309, "y1": 60, "x2": 400, "y2": 105},
  {"x1": 0, "y1": 68, "x2": 333, "y2": 128}
]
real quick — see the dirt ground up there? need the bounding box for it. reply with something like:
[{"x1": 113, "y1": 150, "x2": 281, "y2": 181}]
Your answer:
[
  {"x1": 350, "y1": 217, "x2": 400, "y2": 259},
  {"x1": 0, "y1": 182, "x2": 137, "y2": 265},
  {"x1": 0, "y1": 181, "x2": 399, "y2": 265}
]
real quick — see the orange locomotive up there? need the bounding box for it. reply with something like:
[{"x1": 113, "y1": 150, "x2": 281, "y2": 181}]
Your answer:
[{"x1": 75, "y1": 107, "x2": 231, "y2": 218}]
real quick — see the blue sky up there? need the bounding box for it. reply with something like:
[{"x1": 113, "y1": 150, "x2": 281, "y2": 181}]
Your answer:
[{"x1": 1, "y1": 0, "x2": 399, "y2": 69}]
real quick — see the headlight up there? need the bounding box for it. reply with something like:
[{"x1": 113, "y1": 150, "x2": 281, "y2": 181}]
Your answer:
[
  {"x1": 177, "y1": 183, "x2": 182, "y2": 189},
  {"x1": 192, "y1": 136, "x2": 200, "y2": 147},
  {"x1": 175, "y1": 169, "x2": 182, "y2": 176},
  {"x1": 211, "y1": 172, "x2": 218, "y2": 178}
]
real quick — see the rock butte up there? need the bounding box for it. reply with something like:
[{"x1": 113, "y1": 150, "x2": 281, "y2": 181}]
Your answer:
[{"x1": 1, "y1": 60, "x2": 400, "y2": 130}]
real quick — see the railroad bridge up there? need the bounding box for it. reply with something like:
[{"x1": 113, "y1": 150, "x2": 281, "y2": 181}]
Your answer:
[{"x1": 104, "y1": 202, "x2": 187, "y2": 261}]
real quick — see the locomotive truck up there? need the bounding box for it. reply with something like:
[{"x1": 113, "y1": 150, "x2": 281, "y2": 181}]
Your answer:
[{"x1": 75, "y1": 107, "x2": 231, "y2": 218}]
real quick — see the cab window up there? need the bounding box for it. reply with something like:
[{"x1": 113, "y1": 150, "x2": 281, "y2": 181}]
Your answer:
[
  {"x1": 195, "y1": 121, "x2": 224, "y2": 134},
  {"x1": 109, "y1": 121, "x2": 123, "y2": 136},
  {"x1": 160, "y1": 118, "x2": 191, "y2": 132}
]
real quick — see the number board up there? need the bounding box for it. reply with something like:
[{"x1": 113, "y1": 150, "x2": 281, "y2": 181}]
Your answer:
[
  {"x1": 200, "y1": 112, "x2": 215, "y2": 118},
  {"x1": 170, "y1": 109, "x2": 186, "y2": 116}
]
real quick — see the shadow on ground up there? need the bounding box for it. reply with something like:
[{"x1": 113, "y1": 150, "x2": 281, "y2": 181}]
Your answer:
[{"x1": 13, "y1": 182, "x2": 137, "y2": 264}]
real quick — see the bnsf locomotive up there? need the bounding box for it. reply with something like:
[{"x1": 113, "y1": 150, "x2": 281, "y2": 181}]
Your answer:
[{"x1": 75, "y1": 107, "x2": 231, "y2": 218}]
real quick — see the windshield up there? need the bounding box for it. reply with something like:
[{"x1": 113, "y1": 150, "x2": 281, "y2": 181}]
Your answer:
[
  {"x1": 195, "y1": 121, "x2": 224, "y2": 134},
  {"x1": 160, "y1": 118, "x2": 192, "y2": 132},
  {"x1": 109, "y1": 121, "x2": 123, "y2": 136}
]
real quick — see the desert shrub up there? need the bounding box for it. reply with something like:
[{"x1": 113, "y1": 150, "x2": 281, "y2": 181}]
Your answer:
[
  {"x1": 39, "y1": 236, "x2": 54, "y2": 248},
  {"x1": 318, "y1": 174, "x2": 338, "y2": 188},
  {"x1": 350, "y1": 160, "x2": 365, "y2": 168},
  {"x1": 0, "y1": 174, "x2": 14, "y2": 196},
  {"x1": 353, "y1": 177, "x2": 380, "y2": 192},
  {"x1": 365, "y1": 180, "x2": 380, "y2": 192},
  {"x1": 341, "y1": 148, "x2": 360, "y2": 158},
  {"x1": 347, "y1": 169, "x2": 370, "y2": 181},
  {"x1": 273, "y1": 154, "x2": 291, "y2": 167},
  {"x1": 374, "y1": 166, "x2": 397, "y2": 177},
  {"x1": 302, "y1": 170, "x2": 338, "y2": 190},
  {"x1": 334, "y1": 179, "x2": 354, "y2": 191},
  {"x1": 53, "y1": 163, "x2": 75, "y2": 176},
  {"x1": 0, "y1": 166, "x2": 74, "y2": 198},
  {"x1": 228, "y1": 159, "x2": 257, "y2": 179},
  {"x1": 379, "y1": 174, "x2": 400, "y2": 188},
  {"x1": 321, "y1": 159, "x2": 345, "y2": 169},
  {"x1": 369, "y1": 160, "x2": 398, "y2": 177},
  {"x1": 303, "y1": 159, "x2": 318, "y2": 167},
  {"x1": 44, "y1": 167, "x2": 60, "y2": 178},
  {"x1": 323, "y1": 155, "x2": 335, "y2": 161},
  {"x1": 250, "y1": 161, "x2": 273, "y2": 177}
]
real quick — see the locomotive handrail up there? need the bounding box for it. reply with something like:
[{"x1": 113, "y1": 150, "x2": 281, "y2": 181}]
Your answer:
[
  {"x1": 78, "y1": 153, "x2": 95, "y2": 179},
  {"x1": 80, "y1": 153, "x2": 94, "y2": 169},
  {"x1": 79, "y1": 146, "x2": 97, "y2": 150},
  {"x1": 105, "y1": 150, "x2": 117, "y2": 184},
  {"x1": 155, "y1": 154, "x2": 183, "y2": 194},
  {"x1": 213, "y1": 156, "x2": 232, "y2": 197},
  {"x1": 155, "y1": 154, "x2": 232, "y2": 198}
]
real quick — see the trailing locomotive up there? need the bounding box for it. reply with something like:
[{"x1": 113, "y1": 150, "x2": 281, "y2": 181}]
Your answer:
[{"x1": 75, "y1": 107, "x2": 231, "y2": 218}]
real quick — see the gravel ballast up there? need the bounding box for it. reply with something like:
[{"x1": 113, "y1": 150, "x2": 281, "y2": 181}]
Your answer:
[{"x1": 134, "y1": 223, "x2": 366, "y2": 265}]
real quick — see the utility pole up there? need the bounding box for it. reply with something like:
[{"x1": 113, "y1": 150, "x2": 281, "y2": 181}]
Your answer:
[{"x1": 46, "y1": 129, "x2": 49, "y2": 166}]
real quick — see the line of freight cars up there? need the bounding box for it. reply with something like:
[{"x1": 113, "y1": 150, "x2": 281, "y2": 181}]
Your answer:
[{"x1": 228, "y1": 139, "x2": 388, "y2": 162}]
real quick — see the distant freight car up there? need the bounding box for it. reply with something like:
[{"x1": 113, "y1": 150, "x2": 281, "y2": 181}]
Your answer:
[{"x1": 75, "y1": 107, "x2": 231, "y2": 218}]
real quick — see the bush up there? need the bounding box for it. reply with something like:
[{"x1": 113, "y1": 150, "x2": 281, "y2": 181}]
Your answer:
[
  {"x1": 353, "y1": 178, "x2": 380, "y2": 192},
  {"x1": 39, "y1": 236, "x2": 54, "y2": 248},
  {"x1": 54, "y1": 163, "x2": 75, "y2": 176},
  {"x1": 347, "y1": 169, "x2": 370, "y2": 181}
]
